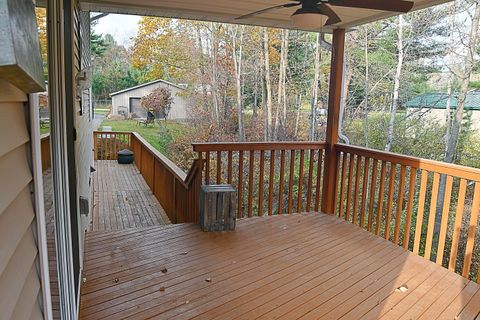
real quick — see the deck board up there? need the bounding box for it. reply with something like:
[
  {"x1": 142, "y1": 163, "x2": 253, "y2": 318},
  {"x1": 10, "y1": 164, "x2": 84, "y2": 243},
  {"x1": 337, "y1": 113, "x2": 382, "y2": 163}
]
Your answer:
[
  {"x1": 91, "y1": 160, "x2": 170, "y2": 230},
  {"x1": 79, "y1": 213, "x2": 480, "y2": 319}
]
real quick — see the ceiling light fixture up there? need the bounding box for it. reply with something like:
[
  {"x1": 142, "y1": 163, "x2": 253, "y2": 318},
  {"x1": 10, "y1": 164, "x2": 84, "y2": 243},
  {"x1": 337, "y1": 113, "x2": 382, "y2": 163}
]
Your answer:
[{"x1": 291, "y1": 7, "x2": 328, "y2": 30}]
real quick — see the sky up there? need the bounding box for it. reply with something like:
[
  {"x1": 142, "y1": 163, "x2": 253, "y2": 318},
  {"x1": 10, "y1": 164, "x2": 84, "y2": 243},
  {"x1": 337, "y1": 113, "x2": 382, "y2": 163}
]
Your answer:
[{"x1": 93, "y1": 13, "x2": 141, "y2": 47}]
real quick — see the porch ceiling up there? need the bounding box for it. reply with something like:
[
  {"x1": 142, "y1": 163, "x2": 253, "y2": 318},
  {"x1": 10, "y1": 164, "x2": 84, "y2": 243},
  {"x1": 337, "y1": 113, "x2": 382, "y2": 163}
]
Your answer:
[{"x1": 80, "y1": 0, "x2": 450, "y2": 32}]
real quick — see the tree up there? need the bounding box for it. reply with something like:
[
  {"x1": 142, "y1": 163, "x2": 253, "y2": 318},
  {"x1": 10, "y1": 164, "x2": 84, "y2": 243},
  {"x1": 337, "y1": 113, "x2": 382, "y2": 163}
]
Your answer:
[
  {"x1": 231, "y1": 25, "x2": 246, "y2": 141},
  {"x1": 141, "y1": 87, "x2": 174, "y2": 120},
  {"x1": 35, "y1": 8, "x2": 47, "y2": 78},
  {"x1": 92, "y1": 35, "x2": 142, "y2": 100},
  {"x1": 263, "y1": 28, "x2": 273, "y2": 140}
]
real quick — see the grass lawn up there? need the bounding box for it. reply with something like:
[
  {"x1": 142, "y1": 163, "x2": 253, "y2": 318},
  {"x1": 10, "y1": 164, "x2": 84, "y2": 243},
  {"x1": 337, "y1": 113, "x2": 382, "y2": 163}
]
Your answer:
[
  {"x1": 40, "y1": 124, "x2": 50, "y2": 135},
  {"x1": 99, "y1": 119, "x2": 186, "y2": 156},
  {"x1": 94, "y1": 108, "x2": 111, "y2": 115}
]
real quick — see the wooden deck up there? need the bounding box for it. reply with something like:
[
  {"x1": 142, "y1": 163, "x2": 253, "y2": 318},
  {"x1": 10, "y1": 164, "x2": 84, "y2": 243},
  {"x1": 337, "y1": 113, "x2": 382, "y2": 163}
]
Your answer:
[
  {"x1": 79, "y1": 213, "x2": 480, "y2": 319},
  {"x1": 91, "y1": 160, "x2": 170, "y2": 231}
]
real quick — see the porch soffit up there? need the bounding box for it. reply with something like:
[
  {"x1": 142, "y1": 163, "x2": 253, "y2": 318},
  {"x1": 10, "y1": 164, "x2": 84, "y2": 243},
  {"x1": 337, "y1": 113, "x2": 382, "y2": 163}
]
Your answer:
[{"x1": 79, "y1": 0, "x2": 450, "y2": 32}]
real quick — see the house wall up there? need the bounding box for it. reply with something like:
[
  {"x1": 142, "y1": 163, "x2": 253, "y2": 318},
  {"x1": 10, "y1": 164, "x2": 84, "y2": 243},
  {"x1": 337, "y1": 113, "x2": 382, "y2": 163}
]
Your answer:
[
  {"x1": 73, "y1": 7, "x2": 93, "y2": 266},
  {"x1": 112, "y1": 81, "x2": 188, "y2": 120},
  {"x1": 0, "y1": 80, "x2": 45, "y2": 319},
  {"x1": 407, "y1": 108, "x2": 480, "y2": 132}
]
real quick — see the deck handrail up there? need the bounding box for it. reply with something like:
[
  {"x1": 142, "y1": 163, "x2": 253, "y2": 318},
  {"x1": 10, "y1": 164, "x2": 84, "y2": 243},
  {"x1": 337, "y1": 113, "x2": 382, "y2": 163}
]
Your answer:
[
  {"x1": 335, "y1": 142, "x2": 480, "y2": 282},
  {"x1": 193, "y1": 141, "x2": 327, "y2": 152},
  {"x1": 93, "y1": 130, "x2": 202, "y2": 223},
  {"x1": 336, "y1": 143, "x2": 480, "y2": 181},
  {"x1": 132, "y1": 132, "x2": 188, "y2": 184},
  {"x1": 40, "y1": 133, "x2": 51, "y2": 172},
  {"x1": 193, "y1": 141, "x2": 327, "y2": 218}
]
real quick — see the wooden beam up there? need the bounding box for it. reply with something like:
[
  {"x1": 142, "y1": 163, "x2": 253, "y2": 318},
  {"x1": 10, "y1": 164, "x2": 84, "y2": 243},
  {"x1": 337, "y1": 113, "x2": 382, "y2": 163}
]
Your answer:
[{"x1": 321, "y1": 28, "x2": 346, "y2": 214}]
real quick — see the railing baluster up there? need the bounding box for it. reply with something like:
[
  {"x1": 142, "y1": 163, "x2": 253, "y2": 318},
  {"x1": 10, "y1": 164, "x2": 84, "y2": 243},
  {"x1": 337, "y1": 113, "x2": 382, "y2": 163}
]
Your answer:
[
  {"x1": 248, "y1": 150, "x2": 254, "y2": 217},
  {"x1": 393, "y1": 165, "x2": 406, "y2": 244},
  {"x1": 359, "y1": 157, "x2": 370, "y2": 228},
  {"x1": 306, "y1": 149, "x2": 315, "y2": 212},
  {"x1": 367, "y1": 159, "x2": 378, "y2": 231},
  {"x1": 268, "y1": 150, "x2": 275, "y2": 216},
  {"x1": 227, "y1": 151, "x2": 233, "y2": 184},
  {"x1": 338, "y1": 153, "x2": 348, "y2": 218},
  {"x1": 403, "y1": 168, "x2": 417, "y2": 249},
  {"x1": 94, "y1": 133, "x2": 98, "y2": 160},
  {"x1": 384, "y1": 163, "x2": 397, "y2": 240},
  {"x1": 413, "y1": 170, "x2": 429, "y2": 255},
  {"x1": 278, "y1": 150, "x2": 286, "y2": 215},
  {"x1": 216, "y1": 151, "x2": 221, "y2": 184},
  {"x1": 205, "y1": 151, "x2": 210, "y2": 185},
  {"x1": 436, "y1": 175, "x2": 453, "y2": 265},
  {"x1": 288, "y1": 150, "x2": 295, "y2": 214},
  {"x1": 314, "y1": 149, "x2": 323, "y2": 212},
  {"x1": 462, "y1": 182, "x2": 480, "y2": 278},
  {"x1": 352, "y1": 156, "x2": 362, "y2": 225},
  {"x1": 449, "y1": 179, "x2": 467, "y2": 271},
  {"x1": 297, "y1": 150, "x2": 305, "y2": 213},
  {"x1": 198, "y1": 152, "x2": 203, "y2": 185},
  {"x1": 113, "y1": 133, "x2": 117, "y2": 159},
  {"x1": 237, "y1": 150, "x2": 244, "y2": 218},
  {"x1": 345, "y1": 154, "x2": 355, "y2": 222},
  {"x1": 375, "y1": 161, "x2": 387, "y2": 236},
  {"x1": 258, "y1": 150, "x2": 265, "y2": 216},
  {"x1": 425, "y1": 172, "x2": 440, "y2": 260}
]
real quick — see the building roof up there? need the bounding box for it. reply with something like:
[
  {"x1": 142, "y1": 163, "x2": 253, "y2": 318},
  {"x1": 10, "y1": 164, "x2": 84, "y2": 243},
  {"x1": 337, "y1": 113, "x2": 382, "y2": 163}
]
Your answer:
[
  {"x1": 109, "y1": 79, "x2": 185, "y2": 97},
  {"x1": 80, "y1": 0, "x2": 449, "y2": 33},
  {"x1": 405, "y1": 91, "x2": 480, "y2": 111}
]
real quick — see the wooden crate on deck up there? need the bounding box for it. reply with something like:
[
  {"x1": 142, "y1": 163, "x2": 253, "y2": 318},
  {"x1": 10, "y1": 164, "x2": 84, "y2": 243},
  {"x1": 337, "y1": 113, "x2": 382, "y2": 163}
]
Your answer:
[{"x1": 199, "y1": 185, "x2": 236, "y2": 231}]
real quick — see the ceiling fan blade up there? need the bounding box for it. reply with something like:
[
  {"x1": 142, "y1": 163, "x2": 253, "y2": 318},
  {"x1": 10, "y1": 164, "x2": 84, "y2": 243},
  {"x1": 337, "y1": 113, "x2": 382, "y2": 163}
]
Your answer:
[
  {"x1": 328, "y1": 0, "x2": 414, "y2": 13},
  {"x1": 235, "y1": 2, "x2": 300, "y2": 20},
  {"x1": 317, "y1": 3, "x2": 341, "y2": 25}
]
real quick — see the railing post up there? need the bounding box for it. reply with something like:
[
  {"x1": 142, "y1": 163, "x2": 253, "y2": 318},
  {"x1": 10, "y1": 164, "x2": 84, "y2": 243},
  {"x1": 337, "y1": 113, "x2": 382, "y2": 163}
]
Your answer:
[{"x1": 321, "y1": 28, "x2": 346, "y2": 214}]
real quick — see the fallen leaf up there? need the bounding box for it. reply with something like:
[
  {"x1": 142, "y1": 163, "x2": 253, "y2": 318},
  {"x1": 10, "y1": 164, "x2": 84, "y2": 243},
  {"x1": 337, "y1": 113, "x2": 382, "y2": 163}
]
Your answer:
[
  {"x1": 181, "y1": 251, "x2": 188, "y2": 255},
  {"x1": 114, "y1": 278, "x2": 119, "y2": 283},
  {"x1": 82, "y1": 277, "x2": 87, "y2": 284},
  {"x1": 159, "y1": 287, "x2": 165, "y2": 292},
  {"x1": 205, "y1": 278, "x2": 212, "y2": 283},
  {"x1": 395, "y1": 285, "x2": 408, "y2": 293},
  {"x1": 161, "y1": 267, "x2": 168, "y2": 273}
]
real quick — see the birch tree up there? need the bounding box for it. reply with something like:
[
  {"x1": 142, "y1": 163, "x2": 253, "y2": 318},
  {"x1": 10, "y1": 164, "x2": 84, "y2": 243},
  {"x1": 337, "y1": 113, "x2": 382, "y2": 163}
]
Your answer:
[
  {"x1": 263, "y1": 28, "x2": 273, "y2": 140},
  {"x1": 232, "y1": 25, "x2": 245, "y2": 141},
  {"x1": 385, "y1": 15, "x2": 405, "y2": 152},
  {"x1": 310, "y1": 33, "x2": 321, "y2": 141}
]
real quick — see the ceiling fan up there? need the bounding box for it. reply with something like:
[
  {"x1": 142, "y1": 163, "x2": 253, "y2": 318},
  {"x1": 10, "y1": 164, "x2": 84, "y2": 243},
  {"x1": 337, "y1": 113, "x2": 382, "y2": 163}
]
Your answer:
[{"x1": 235, "y1": 0, "x2": 414, "y2": 30}]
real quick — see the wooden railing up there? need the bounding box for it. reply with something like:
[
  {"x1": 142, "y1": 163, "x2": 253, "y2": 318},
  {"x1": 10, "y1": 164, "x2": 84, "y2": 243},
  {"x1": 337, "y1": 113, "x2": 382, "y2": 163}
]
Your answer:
[
  {"x1": 93, "y1": 131, "x2": 132, "y2": 160},
  {"x1": 40, "y1": 133, "x2": 51, "y2": 172},
  {"x1": 192, "y1": 142, "x2": 327, "y2": 218},
  {"x1": 93, "y1": 131, "x2": 202, "y2": 223},
  {"x1": 335, "y1": 143, "x2": 480, "y2": 282}
]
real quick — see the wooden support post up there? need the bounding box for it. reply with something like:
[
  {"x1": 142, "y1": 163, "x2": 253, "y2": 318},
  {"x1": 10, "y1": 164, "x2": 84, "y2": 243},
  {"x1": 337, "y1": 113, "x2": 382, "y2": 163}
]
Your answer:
[{"x1": 321, "y1": 29, "x2": 346, "y2": 214}]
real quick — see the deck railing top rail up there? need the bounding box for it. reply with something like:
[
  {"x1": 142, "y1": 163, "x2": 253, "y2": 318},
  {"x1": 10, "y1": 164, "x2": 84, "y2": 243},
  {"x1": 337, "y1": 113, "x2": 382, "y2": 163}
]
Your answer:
[
  {"x1": 132, "y1": 132, "x2": 188, "y2": 183},
  {"x1": 336, "y1": 143, "x2": 480, "y2": 181},
  {"x1": 193, "y1": 141, "x2": 327, "y2": 152}
]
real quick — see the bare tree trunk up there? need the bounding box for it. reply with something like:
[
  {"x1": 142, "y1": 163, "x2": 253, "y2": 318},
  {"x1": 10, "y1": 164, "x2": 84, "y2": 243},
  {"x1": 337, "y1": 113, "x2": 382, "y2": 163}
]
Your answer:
[
  {"x1": 310, "y1": 33, "x2": 321, "y2": 141},
  {"x1": 274, "y1": 29, "x2": 289, "y2": 140},
  {"x1": 385, "y1": 15, "x2": 404, "y2": 152},
  {"x1": 445, "y1": 2, "x2": 456, "y2": 150},
  {"x1": 295, "y1": 94, "x2": 302, "y2": 138},
  {"x1": 364, "y1": 27, "x2": 370, "y2": 148},
  {"x1": 432, "y1": 0, "x2": 479, "y2": 262},
  {"x1": 195, "y1": 26, "x2": 210, "y2": 113},
  {"x1": 232, "y1": 25, "x2": 245, "y2": 141},
  {"x1": 445, "y1": 1, "x2": 480, "y2": 163},
  {"x1": 264, "y1": 28, "x2": 273, "y2": 140},
  {"x1": 210, "y1": 23, "x2": 220, "y2": 124}
]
